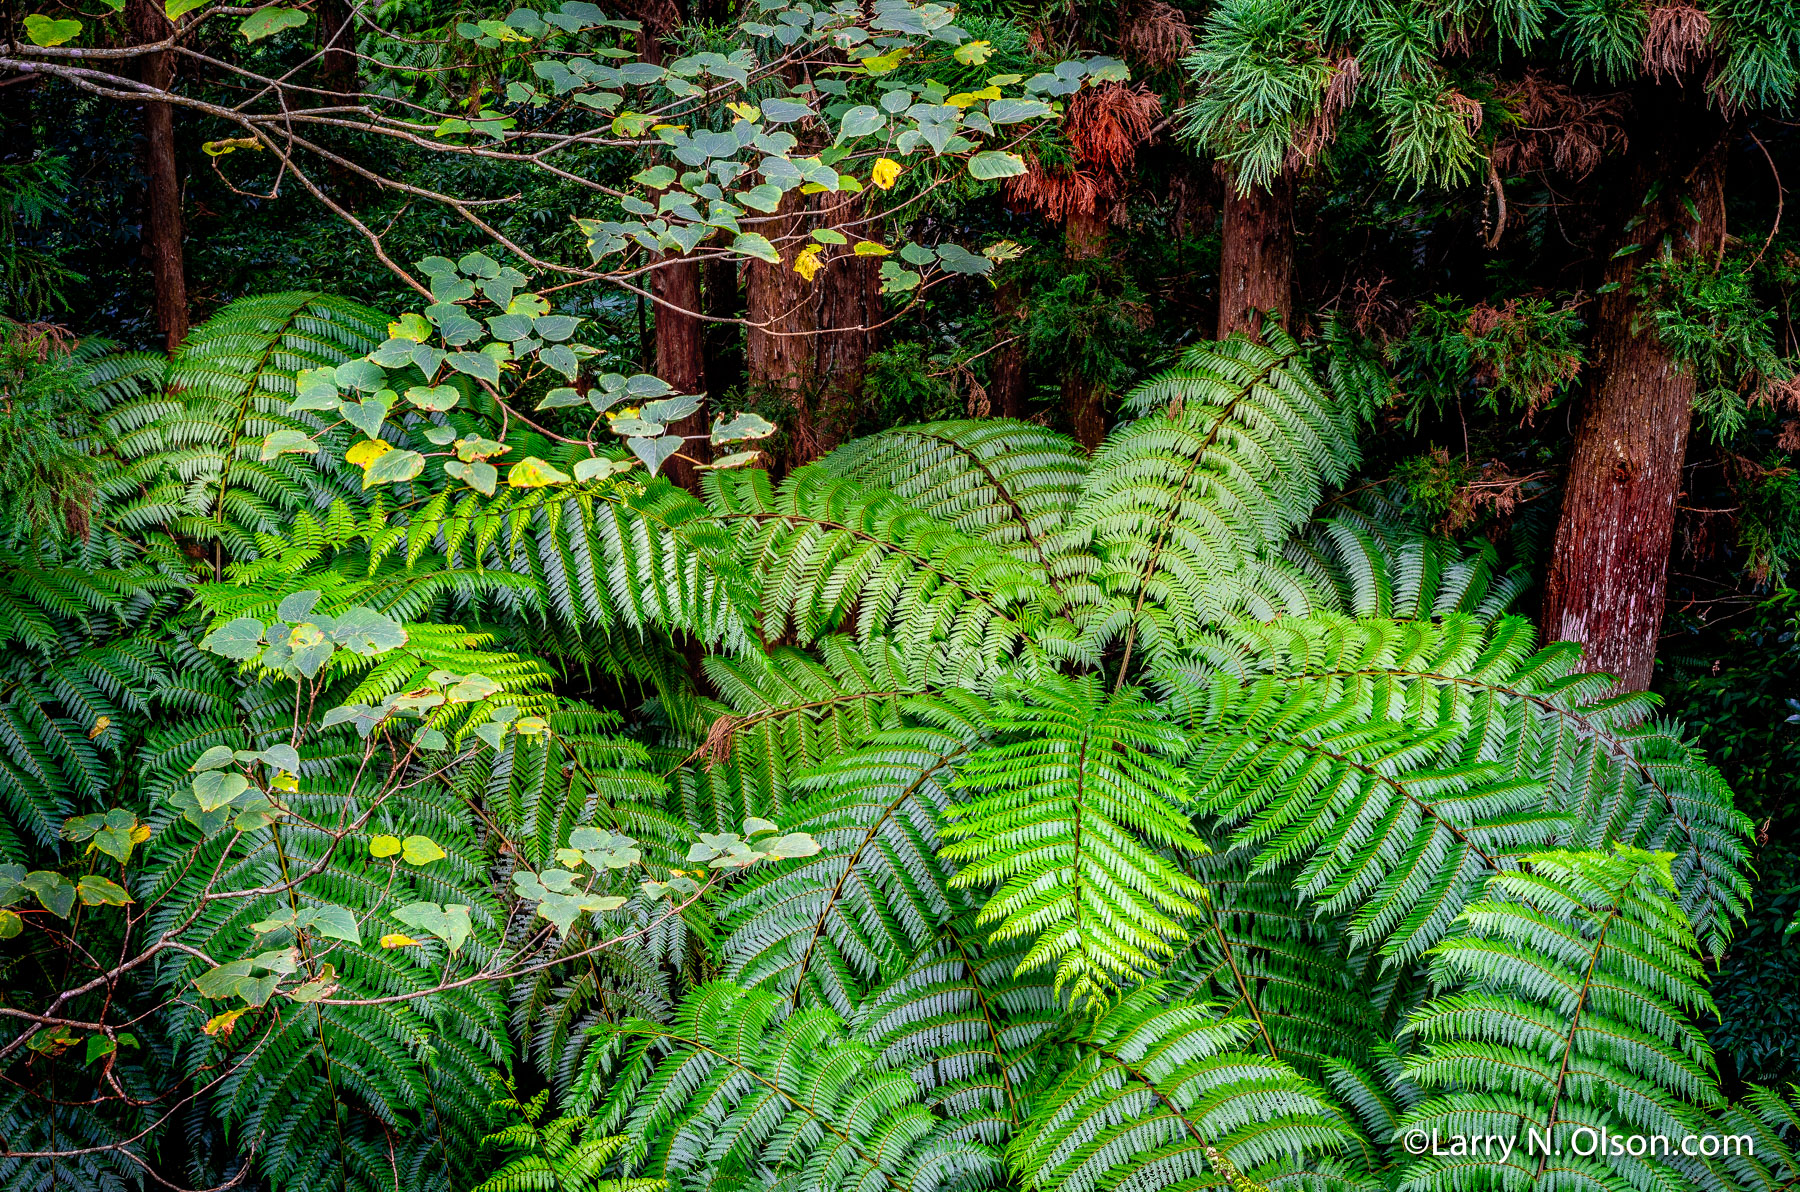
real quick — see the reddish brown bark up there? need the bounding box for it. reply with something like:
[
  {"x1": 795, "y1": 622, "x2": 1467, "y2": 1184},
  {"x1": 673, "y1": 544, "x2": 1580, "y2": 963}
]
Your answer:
[
  {"x1": 745, "y1": 193, "x2": 820, "y2": 462},
  {"x1": 813, "y1": 251, "x2": 881, "y2": 449},
  {"x1": 1063, "y1": 209, "x2": 1109, "y2": 452},
  {"x1": 1217, "y1": 167, "x2": 1292, "y2": 340},
  {"x1": 988, "y1": 278, "x2": 1028, "y2": 419},
  {"x1": 1540, "y1": 96, "x2": 1727, "y2": 691},
  {"x1": 654, "y1": 256, "x2": 709, "y2": 490},
  {"x1": 127, "y1": 0, "x2": 188, "y2": 350},
  {"x1": 317, "y1": 0, "x2": 358, "y2": 98}
]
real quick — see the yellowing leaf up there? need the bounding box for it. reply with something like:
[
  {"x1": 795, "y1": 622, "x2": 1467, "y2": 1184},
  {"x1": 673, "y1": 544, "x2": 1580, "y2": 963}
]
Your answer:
[
  {"x1": 379, "y1": 933, "x2": 421, "y2": 948},
  {"x1": 388, "y1": 313, "x2": 432, "y2": 341},
  {"x1": 24, "y1": 14, "x2": 82, "y2": 45},
  {"x1": 860, "y1": 47, "x2": 910, "y2": 75},
  {"x1": 726, "y1": 102, "x2": 760, "y2": 121},
  {"x1": 202, "y1": 136, "x2": 262, "y2": 157},
  {"x1": 88, "y1": 716, "x2": 112, "y2": 740},
  {"x1": 871, "y1": 157, "x2": 904, "y2": 190},
  {"x1": 401, "y1": 835, "x2": 446, "y2": 865},
  {"x1": 129, "y1": 824, "x2": 152, "y2": 844},
  {"x1": 369, "y1": 834, "x2": 403, "y2": 858},
  {"x1": 954, "y1": 39, "x2": 993, "y2": 65},
  {"x1": 792, "y1": 243, "x2": 825, "y2": 283},
  {"x1": 345, "y1": 438, "x2": 391, "y2": 468},
  {"x1": 204, "y1": 1008, "x2": 248, "y2": 1036},
  {"x1": 853, "y1": 241, "x2": 893, "y2": 256},
  {"x1": 507, "y1": 457, "x2": 572, "y2": 488}
]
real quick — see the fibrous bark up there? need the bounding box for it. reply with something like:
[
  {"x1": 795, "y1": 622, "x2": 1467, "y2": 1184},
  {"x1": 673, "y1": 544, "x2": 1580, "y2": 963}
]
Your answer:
[
  {"x1": 1217, "y1": 167, "x2": 1292, "y2": 340},
  {"x1": 127, "y1": 0, "x2": 188, "y2": 351},
  {"x1": 654, "y1": 255, "x2": 709, "y2": 490},
  {"x1": 1062, "y1": 209, "x2": 1110, "y2": 451},
  {"x1": 1540, "y1": 90, "x2": 1727, "y2": 691}
]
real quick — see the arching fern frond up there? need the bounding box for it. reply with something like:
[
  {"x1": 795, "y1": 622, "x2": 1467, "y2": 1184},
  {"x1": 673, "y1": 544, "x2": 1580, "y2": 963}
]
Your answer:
[
  {"x1": 821, "y1": 419, "x2": 1093, "y2": 593},
  {"x1": 1063, "y1": 330, "x2": 1363, "y2": 668},
  {"x1": 1008, "y1": 984, "x2": 1359, "y2": 1192},
  {"x1": 1397, "y1": 847, "x2": 1722, "y2": 1192},
  {"x1": 1172, "y1": 614, "x2": 1751, "y2": 957},
  {"x1": 706, "y1": 465, "x2": 1051, "y2": 674},
  {"x1": 720, "y1": 697, "x2": 988, "y2": 1010},
  {"x1": 594, "y1": 982, "x2": 1000, "y2": 1192},
  {"x1": 941, "y1": 675, "x2": 1206, "y2": 1009}
]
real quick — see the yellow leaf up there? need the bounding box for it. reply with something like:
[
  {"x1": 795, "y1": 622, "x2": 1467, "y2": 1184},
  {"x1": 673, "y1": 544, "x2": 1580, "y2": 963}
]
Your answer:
[
  {"x1": 954, "y1": 39, "x2": 993, "y2": 65},
  {"x1": 130, "y1": 824, "x2": 152, "y2": 844},
  {"x1": 507, "y1": 456, "x2": 572, "y2": 488},
  {"x1": 370, "y1": 834, "x2": 402, "y2": 858},
  {"x1": 202, "y1": 136, "x2": 262, "y2": 157},
  {"x1": 793, "y1": 244, "x2": 825, "y2": 283},
  {"x1": 379, "y1": 933, "x2": 422, "y2": 948},
  {"x1": 270, "y1": 772, "x2": 299, "y2": 793},
  {"x1": 88, "y1": 716, "x2": 112, "y2": 740},
  {"x1": 204, "y1": 1008, "x2": 248, "y2": 1037},
  {"x1": 345, "y1": 439, "x2": 391, "y2": 468},
  {"x1": 871, "y1": 157, "x2": 903, "y2": 190},
  {"x1": 860, "y1": 47, "x2": 910, "y2": 75},
  {"x1": 726, "y1": 102, "x2": 760, "y2": 121},
  {"x1": 853, "y1": 241, "x2": 893, "y2": 256}
]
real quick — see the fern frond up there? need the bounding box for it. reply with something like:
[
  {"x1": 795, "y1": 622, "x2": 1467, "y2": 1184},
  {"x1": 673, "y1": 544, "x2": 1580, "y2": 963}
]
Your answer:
[
  {"x1": 1008, "y1": 984, "x2": 1358, "y2": 1192},
  {"x1": 1397, "y1": 847, "x2": 1723, "y2": 1192},
  {"x1": 942, "y1": 675, "x2": 1207, "y2": 1008}
]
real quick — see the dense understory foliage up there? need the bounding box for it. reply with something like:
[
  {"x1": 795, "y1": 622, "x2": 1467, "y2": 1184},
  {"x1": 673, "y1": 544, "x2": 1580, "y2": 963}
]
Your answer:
[{"x1": 2, "y1": 294, "x2": 1796, "y2": 1192}]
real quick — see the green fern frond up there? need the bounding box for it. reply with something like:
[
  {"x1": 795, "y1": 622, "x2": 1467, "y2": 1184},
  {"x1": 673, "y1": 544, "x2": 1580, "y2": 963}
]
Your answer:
[
  {"x1": 1397, "y1": 847, "x2": 1722, "y2": 1192},
  {"x1": 942, "y1": 674, "x2": 1207, "y2": 1008},
  {"x1": 595, "y1": 982, "x2": 1000, "y2": 1190},
  {"x1": 1008, "y1": 983, "x2": 1358, "y2": 1192}
]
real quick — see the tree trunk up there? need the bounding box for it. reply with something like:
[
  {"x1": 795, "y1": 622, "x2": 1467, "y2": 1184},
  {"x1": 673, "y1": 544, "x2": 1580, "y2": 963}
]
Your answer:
[
  {"x1": 989, "y1": 277, "x2": 1028, "y2": 419},
  {"x1": 704, "y1": 257, "x2": 744, "y2": 400},
  {"x1": 1063, "y1": 209, "x2": 1109, "y2": 451},
  {"x1": 316, "y1": 0, "x2": 358, "y2": 98},
  {"x1": 127, "y1": 0, "x2": 188, "y2": 351},
  {"x1": 1540, "y1": 93, "x2": 1727, "y2": 692},
  {"x1": 655, "y1": 257, "x2": 710, "y2": 490},
  {"x1": 812, "y1": 251, "x2": 881, "y2": 451},
  {"x1": 1217, "y1": 167, "x2": 1292, "y2": 341},
  {"x1": 745, "y1": 193, "x2": 819, "y2": 464}
]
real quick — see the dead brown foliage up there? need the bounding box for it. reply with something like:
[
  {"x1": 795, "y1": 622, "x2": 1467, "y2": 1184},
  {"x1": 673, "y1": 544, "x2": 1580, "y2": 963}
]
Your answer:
[
  {"x1": 1007, "y1": 82, "x2": 1162, "y2": 222},
  {"x1": 1644, "y1": 1, "x2": 1713, "y2": 80},
  {"x1": 1118, "y1": 0, "x2": 1192, "y2": 70},
  {"x1": 1491, "y1": 72, "x2": 1629, "y2": 181}
]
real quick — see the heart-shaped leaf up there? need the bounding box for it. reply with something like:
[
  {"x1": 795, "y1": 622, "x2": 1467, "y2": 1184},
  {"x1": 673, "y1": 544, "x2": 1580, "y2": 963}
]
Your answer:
[
  {"x1": 25, "y1": 14, "x2": 82, "y2": 44},
  {"x1": 401, "y1": 835, "x2": 446, "y2": 865},
  {"x1": 628, "y1": 434, "x2": 685, "y2": 476},
  {"x1": 239, "y1": 6, "x2": 308, "y2": 40}
]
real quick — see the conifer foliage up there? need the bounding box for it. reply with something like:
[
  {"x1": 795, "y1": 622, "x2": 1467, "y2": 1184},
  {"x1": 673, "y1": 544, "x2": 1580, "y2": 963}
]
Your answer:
[{"x1": 1, "y1": 297, "x2": 1794, "y2": 1192}]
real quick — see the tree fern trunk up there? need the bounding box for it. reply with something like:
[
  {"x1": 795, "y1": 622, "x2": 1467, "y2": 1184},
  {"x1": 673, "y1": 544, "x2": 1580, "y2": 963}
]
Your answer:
[
  {"x1": 1541, "y1": 91, "x2": 1727, "y2": 691},
  {"x1": 1217, "y1": 167, "x2": 1291, "y2": 341},
  {"x1": 127, "y1": 0, "x2": 188, "y2": 351}
]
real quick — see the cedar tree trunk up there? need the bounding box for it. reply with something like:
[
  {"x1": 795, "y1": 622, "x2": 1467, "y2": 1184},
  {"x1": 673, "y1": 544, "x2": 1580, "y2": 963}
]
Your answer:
[
  {"x1": 127, "y1": 0, "x2": 188, "y2": 350},
  {"x1": 317, "y1": 0, "x2": 358, "y2": 98},
  {"x1": 1062, "y1": 208, "x2": 1109, "y2": 451},
  {"x1": 988, "y1": 277, "x2": 1027, "y2": 419},
  {"x1": 1217, "y1": 167, "x2": 1292, "y2": 340},
  {"x1": 812, "y1": 250, "x2": 881, "y2": 451},
  {"x1": 654, "y1": 256, "x2": 709, "y2": 489},
  {"x1": 1540, "y1": 92, "x2": 1727, "y2": 691},
  {"x1": 745, "y1": 192, "x2": 819, "y2": 463}
]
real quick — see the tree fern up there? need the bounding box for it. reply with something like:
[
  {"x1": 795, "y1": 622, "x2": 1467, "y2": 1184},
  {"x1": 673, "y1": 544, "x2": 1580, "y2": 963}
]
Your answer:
[
  {"x1": 721, "y1": 698, "x2": 987, "y2": 1008},
  {"x1": 105, "y1": 293, "x2": 391, "y2": 557},
  {"x1": 1062, "y1": 330, "x2": 1362, "y2": 666}
]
